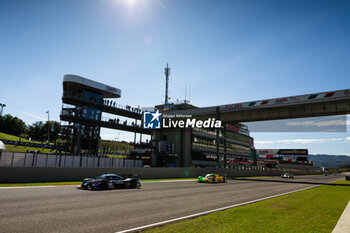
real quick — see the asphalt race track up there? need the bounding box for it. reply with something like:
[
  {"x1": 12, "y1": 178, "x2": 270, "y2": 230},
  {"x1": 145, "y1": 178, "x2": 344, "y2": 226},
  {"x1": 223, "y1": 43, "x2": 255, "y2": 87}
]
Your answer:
[{"x1": 0, "y1": 175, "x2": 344, "y2": 233}]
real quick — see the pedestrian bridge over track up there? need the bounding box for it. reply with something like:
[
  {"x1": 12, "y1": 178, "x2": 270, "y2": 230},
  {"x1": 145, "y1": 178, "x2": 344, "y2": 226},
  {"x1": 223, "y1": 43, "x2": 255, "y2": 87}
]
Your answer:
[{"x1": 166, "y1": 89, "x2": 350, "y2": 123}]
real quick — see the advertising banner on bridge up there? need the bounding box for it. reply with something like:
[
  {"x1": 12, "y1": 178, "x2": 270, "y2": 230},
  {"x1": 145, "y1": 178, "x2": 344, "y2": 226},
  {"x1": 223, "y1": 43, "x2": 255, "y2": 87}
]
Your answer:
[
  {"x1": 257, "y1": 149, "x2": 309, "y2": 160},
  {"x1": 226, "y1": 124, "x2": 250, "y2": 136},
  {"x1": 283, "y1": 155, "x2": 296, "y2": 161},
  {"x1": 256, "y1": 149, "x2": 278, "y2": 159},
  {"x1": 277, "y1": 149, "x2": 308, "y2": 156}
]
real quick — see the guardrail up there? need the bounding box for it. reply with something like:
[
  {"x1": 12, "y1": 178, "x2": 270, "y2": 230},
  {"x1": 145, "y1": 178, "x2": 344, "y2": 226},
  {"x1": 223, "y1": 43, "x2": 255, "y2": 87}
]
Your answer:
[
  {"x1": 0, "y1": 167, "x2": 321, "y2": 183},
  {"x1": 0, "y1": 152, "x2": 143, "y2": 168}
]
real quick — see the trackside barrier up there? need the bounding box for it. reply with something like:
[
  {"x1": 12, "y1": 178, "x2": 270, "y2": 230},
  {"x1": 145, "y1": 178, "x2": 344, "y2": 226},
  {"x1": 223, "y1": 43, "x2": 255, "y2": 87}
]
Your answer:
[
  {"x1": 0, "y1": 167, "x2": 321, "y2": 183},
  {"x1": 0, "y1": 152, "x2": 143, "y2": 169}
]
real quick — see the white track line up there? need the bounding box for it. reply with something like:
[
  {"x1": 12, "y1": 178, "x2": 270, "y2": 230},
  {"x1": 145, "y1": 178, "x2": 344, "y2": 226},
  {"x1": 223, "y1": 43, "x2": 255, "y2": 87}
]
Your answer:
[
  {"x1": 115, "y1": 185, "x2": 320, "y2": 233},
  {"x1": 0, "y1": 185, "x2": 66, "y2": 189}
]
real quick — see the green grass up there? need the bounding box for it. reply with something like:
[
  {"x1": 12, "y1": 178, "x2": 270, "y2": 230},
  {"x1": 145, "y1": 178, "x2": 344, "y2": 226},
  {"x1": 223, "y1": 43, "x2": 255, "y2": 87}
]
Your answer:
[
  {"x1": 143, "y1": 180, "x2": 350, "y2": 233},
  {"x1": 0, "y1": 132, "x2": 57, "y2": 153},
  {"x1": 4, "y1": 144, "x2": 57, "y2": 153},
  {"x1": 1, "y1": 132, "x2": 133, "y2": 155},
  {"x1": 99, "y1": 139, "x2": 133, "y2": 151},
  {"x1": 106, "y1": 154, "x2": 126, "y2": 159},
  {"x1": 0, "y1": 132, "x2": 54, "y2": 145}
]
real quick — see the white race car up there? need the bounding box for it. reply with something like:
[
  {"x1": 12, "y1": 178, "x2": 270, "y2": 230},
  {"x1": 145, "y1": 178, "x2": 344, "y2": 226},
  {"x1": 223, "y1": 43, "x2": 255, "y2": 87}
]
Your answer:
[{"x1": 281, "y1": 173, "x2": 294, "y2": 179}]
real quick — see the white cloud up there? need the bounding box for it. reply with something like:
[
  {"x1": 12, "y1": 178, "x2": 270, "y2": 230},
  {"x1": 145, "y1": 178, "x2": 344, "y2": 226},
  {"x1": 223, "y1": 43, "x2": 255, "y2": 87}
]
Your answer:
[
  {"x1": 4, "y1": 94, "x2": 23, "y2": 104},
  {"x1": 100, "y1": 133, "x2": 118, "y2": 140},
  {"x1": 286, "y1": 119, "x2": 346, "y2": 127},
  {"x1": 255, "y1": 137, "x2": 350, "y2": 144},
  {"x1": 21, "y1": 111, "x2": 46, "y2": 121}
]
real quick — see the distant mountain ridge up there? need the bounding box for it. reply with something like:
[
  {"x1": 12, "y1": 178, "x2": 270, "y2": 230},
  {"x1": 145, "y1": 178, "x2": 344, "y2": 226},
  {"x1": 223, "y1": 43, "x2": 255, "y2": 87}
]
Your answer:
[{"x1": 308, "y1": 154, "x2": 350, "y2": 168}]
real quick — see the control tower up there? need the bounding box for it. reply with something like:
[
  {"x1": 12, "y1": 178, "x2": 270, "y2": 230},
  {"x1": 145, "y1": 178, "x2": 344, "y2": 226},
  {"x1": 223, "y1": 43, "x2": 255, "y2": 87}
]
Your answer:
[{"x1": 59, "y1": 74, "x2": 150, "y2": 154}]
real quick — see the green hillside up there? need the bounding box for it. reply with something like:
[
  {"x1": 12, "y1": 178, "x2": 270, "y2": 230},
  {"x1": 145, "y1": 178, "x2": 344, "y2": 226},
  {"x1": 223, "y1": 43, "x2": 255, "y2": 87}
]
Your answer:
[
  {"x1": 0, "y1": 132, "x2": 134, "y2": 155},
  {"x1": 309, "y1": 154, "x2": 350, "y2": 168}
]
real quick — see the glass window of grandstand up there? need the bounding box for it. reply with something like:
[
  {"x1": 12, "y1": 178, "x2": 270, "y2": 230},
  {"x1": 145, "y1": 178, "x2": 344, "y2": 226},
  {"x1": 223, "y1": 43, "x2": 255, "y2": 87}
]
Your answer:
[
  {"x1": 192, "y1": 136, "x2": 217, "y2": 149},
  {"x1": 192, "y1": 151, "x2": 218, "y2": 162}
]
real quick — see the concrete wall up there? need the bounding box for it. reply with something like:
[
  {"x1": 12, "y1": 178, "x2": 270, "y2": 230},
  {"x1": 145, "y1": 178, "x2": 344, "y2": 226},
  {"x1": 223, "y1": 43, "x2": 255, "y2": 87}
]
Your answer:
[
  {"x1": 0, "y1": 167, "x2": 320, "y2": 183},
  {"x1": 277, "y1": 163, "x2": 314, "y2": 169}
]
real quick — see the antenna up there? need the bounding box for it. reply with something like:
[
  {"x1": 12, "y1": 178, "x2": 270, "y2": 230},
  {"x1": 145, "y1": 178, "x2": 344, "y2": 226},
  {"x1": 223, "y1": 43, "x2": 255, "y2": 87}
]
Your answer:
[
  {"x1": 164, "y1": 63, "x2": 171, "y2": 105},
  {"x1": 189, "y1": 85, "x2": 191, "y2": 103},
  {"x1": 185, "y1": 84, "x2": 187, "y2": 102}
]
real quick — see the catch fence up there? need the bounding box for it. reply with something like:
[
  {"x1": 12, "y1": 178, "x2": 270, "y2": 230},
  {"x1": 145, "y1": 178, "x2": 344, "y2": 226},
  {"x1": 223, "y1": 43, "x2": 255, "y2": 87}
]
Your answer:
[{"x1": 0, "y1": 152, "x2": 143, "y2": 168}]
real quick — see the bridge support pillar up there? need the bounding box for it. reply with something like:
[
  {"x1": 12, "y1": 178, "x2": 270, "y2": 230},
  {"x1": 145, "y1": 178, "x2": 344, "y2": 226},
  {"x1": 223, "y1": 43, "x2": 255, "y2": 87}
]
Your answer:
[
  {"x1": 224, "y1": 124, "x2": 227, "y2": 168},
  {"x1": 216, "y1": 107, "x2": 220, "y2": 167}
]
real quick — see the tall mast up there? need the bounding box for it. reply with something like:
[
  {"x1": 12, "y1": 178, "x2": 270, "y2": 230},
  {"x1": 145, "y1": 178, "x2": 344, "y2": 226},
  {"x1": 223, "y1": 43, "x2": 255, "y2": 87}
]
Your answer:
[{"x1": 164, "y1": 63, "x2": 170, "y2": 105}]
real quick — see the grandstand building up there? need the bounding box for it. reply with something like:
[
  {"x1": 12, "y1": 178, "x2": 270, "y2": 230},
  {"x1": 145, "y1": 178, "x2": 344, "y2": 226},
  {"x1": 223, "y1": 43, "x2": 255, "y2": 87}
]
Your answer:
[{"x1": 152, "y1": 102, "x2": 255, "y2": 167}]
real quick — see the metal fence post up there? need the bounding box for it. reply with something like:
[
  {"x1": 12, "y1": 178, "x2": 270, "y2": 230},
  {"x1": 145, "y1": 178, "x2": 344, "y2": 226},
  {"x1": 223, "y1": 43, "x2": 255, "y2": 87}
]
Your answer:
[
  {"x1": 58, "y1": 154, "x2": 62, "y2": 167},
  {"x1": 11, "y1": 152, "x2": 15, "y2": 167},
  {"x1": 23, "y1": 153, "x2": 27, "y2": 167},
  {"x1": 79, "y1": 154, "x2": 83, "y2": 168},
  {"x1": 45, "y1": 154, "x2": 49, "y2": 167},
  {"x1": 35, "y1": 153, "x2": 39, "y2": 167},
  {"x1": 31, "y1": 153, "x2": 36, "y2": 167}
]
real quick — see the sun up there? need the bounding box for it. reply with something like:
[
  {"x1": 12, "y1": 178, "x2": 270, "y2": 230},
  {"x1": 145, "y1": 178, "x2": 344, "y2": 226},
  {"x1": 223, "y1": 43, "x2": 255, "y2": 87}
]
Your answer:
[
  {"x1": 111, "y1": 0, "x2": 164, "y2": 24},
  {"x1": 125, "y1": 0, "x2": 142, "y2": 8},
  {"x1": 114, "y1": 0, "x2": 163, "y2": 10},
  {"x1": 114, "y1": 0, "x2": 147, "y2": 9}
]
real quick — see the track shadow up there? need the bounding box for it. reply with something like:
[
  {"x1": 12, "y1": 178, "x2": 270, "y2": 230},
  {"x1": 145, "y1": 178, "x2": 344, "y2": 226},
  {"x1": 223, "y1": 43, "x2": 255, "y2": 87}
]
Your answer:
[
  {"x1": 229, "y1": 177, "x2": 350, "y2": 186},
  {"x1": 77, "y1": 187, "x2": 141, "y2": 191}
]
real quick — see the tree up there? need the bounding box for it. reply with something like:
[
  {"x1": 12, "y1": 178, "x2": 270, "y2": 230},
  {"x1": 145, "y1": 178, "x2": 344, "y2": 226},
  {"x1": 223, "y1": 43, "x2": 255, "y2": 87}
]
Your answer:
[
  {"x1": 0, "y1": 113, "x2": 61, "y2": 143},
  {"x1": 27, "y1": 121, "x2": 46, "y2": 141},
  {"x1": 27, "y1": 121, "x2": 61, "y2": 142},
  {"x1": 42, "y1": 121, "x2": 61, "y2": 141},
  {"x1": 0, "y1": 114, "x2": 26, "y2": 136}
]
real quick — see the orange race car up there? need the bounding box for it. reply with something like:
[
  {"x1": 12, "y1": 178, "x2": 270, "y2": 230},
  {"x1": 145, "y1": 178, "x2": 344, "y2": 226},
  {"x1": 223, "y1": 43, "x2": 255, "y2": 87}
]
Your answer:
[{"x1": 197, "y1": 173, "x2": 226, "y2": 183}]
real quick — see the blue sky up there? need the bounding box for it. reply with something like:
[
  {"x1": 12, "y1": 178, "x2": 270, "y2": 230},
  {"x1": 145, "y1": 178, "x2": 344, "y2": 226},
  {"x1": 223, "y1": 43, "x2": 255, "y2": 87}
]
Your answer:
[{"x1": 0, "y1": 0, "x2": 349, "y2": 155}]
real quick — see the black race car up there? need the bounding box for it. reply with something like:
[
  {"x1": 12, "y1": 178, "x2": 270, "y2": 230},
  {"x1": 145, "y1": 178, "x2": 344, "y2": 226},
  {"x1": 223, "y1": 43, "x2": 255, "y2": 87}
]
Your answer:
[
  {"x1": 81, "y1": 174, "x2": 141, "y2": 190},
  {"x1": 346, "y1": 174, "x2": 350, "y2": 181}
]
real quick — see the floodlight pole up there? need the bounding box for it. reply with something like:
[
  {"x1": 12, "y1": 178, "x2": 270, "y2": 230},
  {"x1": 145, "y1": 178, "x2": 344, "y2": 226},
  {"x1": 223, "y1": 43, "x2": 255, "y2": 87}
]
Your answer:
[
  {"x1": 164, "y1": 63, "x2": 171, "y2": 105},
  {"x1": 0, "y1": 103, "x2": 6, "y2": 116},
  {"x1": 46, "y1": 110, "x2": 50, "y2": 143}
]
